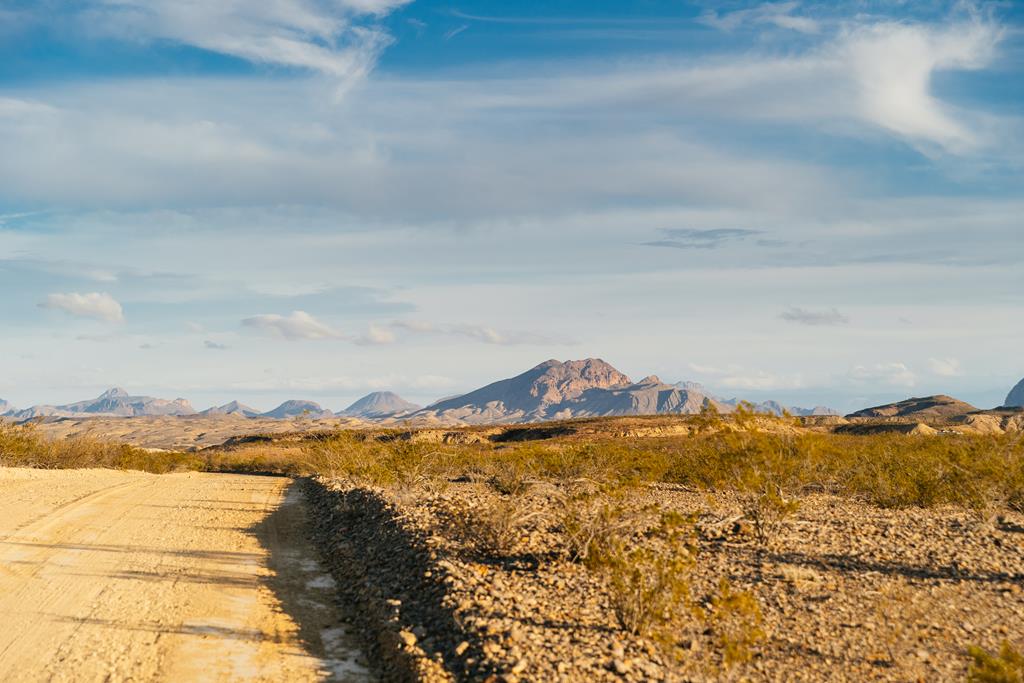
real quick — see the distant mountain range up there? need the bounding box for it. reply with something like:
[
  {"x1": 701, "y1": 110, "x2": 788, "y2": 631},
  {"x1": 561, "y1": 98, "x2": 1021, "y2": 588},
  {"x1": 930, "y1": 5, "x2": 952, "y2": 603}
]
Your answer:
[
  {"x1": 199, "y1": 401, "x2": 261, "y2": 418},
  {"x1": 2, "y1": 388, "x2": 195, "y2": 420},
  {"x1": 406, "y1": 359, "x2": 834, "y2": 425},
  {"x1": 339, "y1": 391, "x2": 420, "y2": 418},
  {"x1": 5, "y1": 364, "x2": 1019, "y2": 425},
  {"x1": 258, "y1": 400, "x2": 335, "y2": 419}
]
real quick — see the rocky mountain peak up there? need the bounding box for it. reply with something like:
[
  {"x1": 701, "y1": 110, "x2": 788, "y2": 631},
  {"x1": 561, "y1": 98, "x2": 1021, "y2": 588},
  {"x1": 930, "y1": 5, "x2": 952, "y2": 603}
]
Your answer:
[{"x1": 526, "y1": 358, "x2": 632, "y2": 404}]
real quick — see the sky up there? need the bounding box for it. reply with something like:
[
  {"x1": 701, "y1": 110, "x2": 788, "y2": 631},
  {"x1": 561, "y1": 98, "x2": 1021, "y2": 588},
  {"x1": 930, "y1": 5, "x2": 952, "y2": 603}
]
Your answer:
[{"x1": 1, "y1": 0, "x2": 1022, "y2": 414}]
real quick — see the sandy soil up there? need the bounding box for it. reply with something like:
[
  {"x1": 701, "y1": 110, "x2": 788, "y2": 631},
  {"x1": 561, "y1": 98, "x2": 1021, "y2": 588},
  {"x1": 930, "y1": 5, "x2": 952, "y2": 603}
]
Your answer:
[{"x1": 0, "y1": 468, "x2": 374, "y2": 682}]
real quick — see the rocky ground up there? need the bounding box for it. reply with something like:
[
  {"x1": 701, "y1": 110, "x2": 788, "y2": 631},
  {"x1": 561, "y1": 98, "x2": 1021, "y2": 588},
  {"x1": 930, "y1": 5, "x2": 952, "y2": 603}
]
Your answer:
[{"x1": 306, "y1": 478, "x2": 1024, "y2": 682}]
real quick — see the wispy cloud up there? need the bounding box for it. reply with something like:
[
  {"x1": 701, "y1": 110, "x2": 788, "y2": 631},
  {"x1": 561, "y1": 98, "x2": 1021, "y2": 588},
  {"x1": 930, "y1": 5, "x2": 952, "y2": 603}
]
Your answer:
[
  {"x1": 39, "y1": 292, "x2": 125, "y2": 323},
  {"x1": 79, "y1": 0, "x2": 411, "y2": 93},
  {"x1": 643, "y1": 228, "x2": 761, "y2": 250},
  {"x1": 779, "y1": 307, "x2": 849, "y2": 326},
  {"x1": 927, "y1": 357, "x2": 962, "y2": 377},
  {"x1": 700, "y1": 2, "x2": 820, "y2": 34},
  {"x1": 444, "y1": 24, "x2": 469, "y2": 40},
  {"x1": 391, "y1": 321, "x2": 574, "y2": 346},
  {"x1": 848, "y1": 362, "x2": 917, "y2": 388},
  {"x1": 241, "y1": 311, "x2": 342, "y2": 340}
]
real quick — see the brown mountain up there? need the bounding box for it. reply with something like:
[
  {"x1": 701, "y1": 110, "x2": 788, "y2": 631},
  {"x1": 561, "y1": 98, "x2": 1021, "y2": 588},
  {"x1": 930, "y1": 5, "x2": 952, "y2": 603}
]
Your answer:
[
  {"x1": 846, "y1": 395, "x2": 977, "y2": 421},
  {"x1": 339, "y1": 392, "x2": 420, "y2": 418},
  {"x1": 410, "y1": 359, "x2": 728, "y2": 425}
]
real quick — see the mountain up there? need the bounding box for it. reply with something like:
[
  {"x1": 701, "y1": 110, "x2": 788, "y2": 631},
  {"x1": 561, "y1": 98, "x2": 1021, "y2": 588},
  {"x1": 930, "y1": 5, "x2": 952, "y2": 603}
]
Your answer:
[
  {"x1": 0, "y1": 399, "x2": 14, "y2": 416},
  {"x1": 1006, "y1": 378, "x2": 1024, "y2": 408},
  {"x1": 717, "y1": 398, "x2": 838, "y2": 417},
  {"x1": 411, "y1": 359, "x2": 730, "y2": 424},
  {"x1": 547, "y1": 375, "x2": 729, "y2": 420},
  {"x1": 200, "y1": 401, "x2": 261, "y2": 418},
  {"x1": 339, "y1": 392, "x2": 420, "y2": 418},
  {"x1": 677, "y1": 384, "x2": 837, "y2": 417},
  {"x1": 260, "y1": 400, "x2": 334, "y2": 419},
  {"x1": 9, "y1": 388, "x2": 195, "y2": 419},
  {"x1": 416, "y1": 359, "x2": 630, "y2": 423},
  {"x1": 846, "y1": 395, "x2": 977, "y2": 420}
]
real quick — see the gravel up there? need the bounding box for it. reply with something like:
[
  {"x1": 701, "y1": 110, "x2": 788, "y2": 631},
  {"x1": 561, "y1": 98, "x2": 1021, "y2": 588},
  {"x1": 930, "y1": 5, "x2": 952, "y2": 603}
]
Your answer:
[{"x1": 306, "y1": 478, "x2": 1024, "y2": 682}]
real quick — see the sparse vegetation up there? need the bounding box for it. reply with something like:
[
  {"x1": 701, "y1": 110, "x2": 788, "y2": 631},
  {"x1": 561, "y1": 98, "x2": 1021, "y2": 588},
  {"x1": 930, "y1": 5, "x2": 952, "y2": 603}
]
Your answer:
[
  {"x1": 297, "y1": 422, "x2": 1024, "y2": 514},
  {"x1": 707, "y1": 578, "x2": 766, "y2": 668},
  {"x1": 589, "y1": 510, "x2": 699, "y2": 639},
  {"x1": 968, "y1": 641, "x2": 1024, "y2": 683},
  {"x1": 0, "y1": 423, "x2": 203, "y2": 473},
  {"x1": 442, "y1": 495, "x2": 549, "y2": 558}
]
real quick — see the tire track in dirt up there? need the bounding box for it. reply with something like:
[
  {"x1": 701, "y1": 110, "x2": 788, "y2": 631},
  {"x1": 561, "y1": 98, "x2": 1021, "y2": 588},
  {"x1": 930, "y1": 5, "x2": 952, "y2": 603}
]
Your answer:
[{"x1": 0, "y1": 468, "x2": 373, "y2": 682}]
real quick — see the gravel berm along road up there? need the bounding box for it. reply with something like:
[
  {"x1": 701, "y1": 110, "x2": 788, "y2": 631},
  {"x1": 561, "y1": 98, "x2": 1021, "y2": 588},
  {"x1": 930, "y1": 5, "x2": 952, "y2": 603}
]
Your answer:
[{"x1": 0, "y1": 468, "x2": 373, "y2": 682}]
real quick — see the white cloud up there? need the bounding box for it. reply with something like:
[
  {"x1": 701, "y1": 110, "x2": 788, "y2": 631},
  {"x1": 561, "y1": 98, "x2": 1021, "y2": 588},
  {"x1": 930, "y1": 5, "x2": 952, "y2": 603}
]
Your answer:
[
  {"x1": 687, "y1": 362, "x2": 742, "y2": 376},
  {"x1": 927, "y1": 357, "x2": 962, "y2": 377},
  {"x1": 204, "y1": 339, "x2": 229, "y2": 350},
  {"x1": 390, "y1": 320, "x2": 573, "y2": 346},
  {"x1": 228, "y1": 372, "x2": 455, "y2": 392},
  {"x1": 718, "y1": 371, "x2": 806, "y2": 391},
  {"x1": 39, "y1": 292, "x2": 125, "y2": 323},
  {"x1": 701, "y1": 2, "x2": 820, "y2": 34},
  {"x1": 354, "y1": 323, "x2": 396, "y2": 346},
  {"x1": 840, "y1": 17, "x2": 1000, "y2": 152},
  {"x1": 83, "y1": 0, "x2": 411, "y2": 92},
  {"x1": 848, "y1": 362, "x2": 917, "y2": 388},
  {"x1": 241, "y1": 310, "x2": 342, "y2": 340},
  {"x1": 779, "y1": 307, "x2": 849, "y2": 326}
]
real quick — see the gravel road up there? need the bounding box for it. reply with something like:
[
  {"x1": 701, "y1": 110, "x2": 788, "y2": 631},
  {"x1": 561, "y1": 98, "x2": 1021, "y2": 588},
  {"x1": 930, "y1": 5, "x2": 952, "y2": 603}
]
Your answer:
[{"x1": 0, "y1": 468, "x2": 373, "y2": 682}]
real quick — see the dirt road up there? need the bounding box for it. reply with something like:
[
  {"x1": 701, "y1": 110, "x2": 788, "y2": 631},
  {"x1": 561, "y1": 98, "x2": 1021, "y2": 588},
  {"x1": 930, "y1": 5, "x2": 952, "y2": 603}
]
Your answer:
[{"x1": 0, "y1": 468, "x2": 373, "y2": 682}]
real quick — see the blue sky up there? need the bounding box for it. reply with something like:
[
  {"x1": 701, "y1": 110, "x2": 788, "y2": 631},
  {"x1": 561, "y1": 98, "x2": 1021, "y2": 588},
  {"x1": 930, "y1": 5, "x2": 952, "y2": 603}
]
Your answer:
[{"x1": 1, "y1": 0, "x2": 1022, "y2": 413}]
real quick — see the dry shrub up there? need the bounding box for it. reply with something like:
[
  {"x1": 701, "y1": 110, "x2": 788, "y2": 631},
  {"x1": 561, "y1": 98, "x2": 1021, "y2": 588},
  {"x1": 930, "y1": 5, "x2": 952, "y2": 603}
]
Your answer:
[
  {"x1": 0, "y1": 423, "x2": 202, "y2": 473},
  {"x1": 968, "y1": 641, "x2": 1024, "y2": 683},
  {"x1": 558, "y1": 483, "x2": 649, "y2": 563},
  {"x1": 590, "y1": 511, "x2": 699, "y2": 638},
  {"x1": 485, "y1": 458, "x2": 534, "y2": 496},
  {"x1": 736, "y1": 481, "x2": 800, "y2": 545},
  {"x1": 443, "y1": 496, "x2": 548, "y2": 558},
  {"x1": 707, "y1": 578, "x2": 766, "y2": 668}
]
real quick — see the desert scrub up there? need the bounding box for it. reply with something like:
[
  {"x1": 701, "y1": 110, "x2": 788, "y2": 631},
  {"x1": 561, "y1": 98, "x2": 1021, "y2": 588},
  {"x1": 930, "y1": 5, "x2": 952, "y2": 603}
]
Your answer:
[
  {"x1": 298, "y1": 424, "x2": 1024, "y2": 514},
  {"x1": 441, "y1": 495, "x2": 548, "y2": 558},
  {"x1": 0, "y1": 423, "x2": 202, "y2": 473},
  {"x1": 590, "y1": 511, "x2": 699, "y2": 638},
  {"x1": 706, "y1": 578, "x2": 766, "y2": 668},
  {"x1": 968, "y1": 641, "x2": 1024, "y2": 683},
  {"x1": 558, "y1": 482, "x2": 650, "y2": 563}
]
